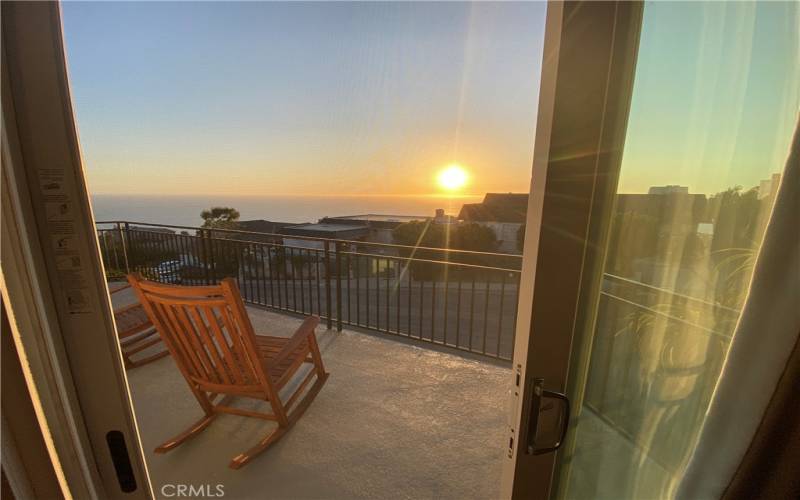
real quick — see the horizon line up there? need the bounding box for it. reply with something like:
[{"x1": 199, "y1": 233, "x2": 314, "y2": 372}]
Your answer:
[{"x1": 90, "y1": 192, "x2": 491, "y2": 198}]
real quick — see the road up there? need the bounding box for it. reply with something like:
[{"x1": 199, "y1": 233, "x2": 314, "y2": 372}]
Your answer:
[{"x1": 226, "y1": 276, "x2": 520, "y2": 360}]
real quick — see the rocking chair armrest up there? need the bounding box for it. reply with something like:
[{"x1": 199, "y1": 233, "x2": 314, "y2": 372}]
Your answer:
[{"x1": 271, "y1": 316, "x2": 320, "y2": 366}]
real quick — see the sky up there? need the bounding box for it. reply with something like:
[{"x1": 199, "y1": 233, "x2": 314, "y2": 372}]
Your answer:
[
  {"x1": 61, "y1": 1, "x2": 798, "y2": 199},
  {"x1": 619, "y1": 1, "x2": 799, "y2": 194},
  {"x1": 62, "y1": 1, "x2": 546, "y2": 197}
]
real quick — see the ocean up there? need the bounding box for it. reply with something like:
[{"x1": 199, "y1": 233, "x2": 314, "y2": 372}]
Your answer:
[{"x1": 90, "y1": 194, "x2": 483, "y2": 228}]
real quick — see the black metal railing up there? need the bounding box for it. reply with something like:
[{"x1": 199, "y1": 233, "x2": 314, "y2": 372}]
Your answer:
[
  {"x1": 96, "y1": 221, "x2": 523, "y2": 361},
  {"x1": 97, "y1": 219, "x2": 743, "y2": 401}
]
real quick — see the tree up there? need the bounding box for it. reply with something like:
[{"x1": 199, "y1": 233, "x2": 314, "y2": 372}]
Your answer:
[
  {"x1": 452, "y1": 223, "x2": 497, "y2": 253},
  {"x1": 392, "y1": 220, "x2": 446, "y2": 249},
  {"x1": 201, "y1": 206, "x2": 241, "y2": 230},
  {"x1": 707, "y1": 186, "x2": 764, "y2": 310},
  {"x1": 708, "y1": 187, "x2": 761, "y2": 256},
  {"x1": 200, "y1": 206, "x2": 242, "y2": 279},
  {"x1": 451, "y1": 223, "x2": 499, "y2": 271},
  {"x1": 392, "y1": 221, "x2": 499, "y2": 280},
  {"x1": 392, "y1": 221, "x2": 446, "y2": 280}
]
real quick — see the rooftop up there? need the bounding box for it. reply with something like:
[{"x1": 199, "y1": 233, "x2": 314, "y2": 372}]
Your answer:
[
  {"x1": 458, "y1": 193, "x2": 528, "y2": 223},
  {"x1": 326, "y1": 214, "x2": 430, "y2": 223},
  {"x1": 280, "y1": 223, "x2": 370, "y2": 239},
  {"x1": 114, "y1": 288, "x2": 508, "y2": 498},
  {"x1": 237, "y1": 219, "x2": 298, "y2": 234}
]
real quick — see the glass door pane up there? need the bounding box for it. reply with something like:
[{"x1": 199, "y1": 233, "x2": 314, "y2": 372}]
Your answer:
[
  {"x1": 555, "y1": 2, "x2": 799, "y2": 499},
  {"x1": 59, "y1": 2, "x2": 547, "y2": 497}
]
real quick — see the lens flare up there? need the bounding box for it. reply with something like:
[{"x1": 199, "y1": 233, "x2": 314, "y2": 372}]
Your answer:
[{"x1": 437, "y1": 165, "x2": 468, "y2": 191}]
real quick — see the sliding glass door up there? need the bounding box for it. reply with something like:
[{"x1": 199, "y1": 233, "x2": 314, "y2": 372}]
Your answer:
[{"x1": 553, "y1": 2, "x2": 799, "y2": 499}]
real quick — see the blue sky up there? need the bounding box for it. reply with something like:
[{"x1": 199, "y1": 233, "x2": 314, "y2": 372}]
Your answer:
[
  {"x1": 62, "y1": 1, "x2": 547, "y2": 196},
  {"x1": 620, "y1": 1, "x2": 799, "y2": 193},
  {"x1": 61, "y1": 1, "x2": 798, "y2": 198}
]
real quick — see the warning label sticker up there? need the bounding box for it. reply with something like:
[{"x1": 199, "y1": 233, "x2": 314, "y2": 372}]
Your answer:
[
  {"x1": 65, "y1": 289, "x2": 92, "y2": 314},
  {"x1": 39, "y1": 166, "x2": 93, "y2": 314}
]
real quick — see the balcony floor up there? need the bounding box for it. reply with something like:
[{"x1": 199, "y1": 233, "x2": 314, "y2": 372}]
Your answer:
[{"x1": 117, "y1": 289, "x2": 509, "y2": 499}]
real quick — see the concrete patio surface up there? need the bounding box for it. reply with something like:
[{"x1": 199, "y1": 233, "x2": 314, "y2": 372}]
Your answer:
[{"x1": 114, "y1": 287, "x2": 510, "y2": 499}]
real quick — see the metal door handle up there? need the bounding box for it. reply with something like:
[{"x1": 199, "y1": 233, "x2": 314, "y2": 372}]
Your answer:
[{"x1": 525, "y1": 378, "x2": 571, "y2": 455}]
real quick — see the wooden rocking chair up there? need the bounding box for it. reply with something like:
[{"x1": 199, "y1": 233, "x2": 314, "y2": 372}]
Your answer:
[{"x1": 127, "y1": 274, "x2": 329, "y2": 469}]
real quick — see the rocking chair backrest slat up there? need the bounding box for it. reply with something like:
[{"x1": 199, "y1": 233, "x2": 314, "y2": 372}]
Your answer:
[{"x1": 128, "y1": 274, "x2": 270, "y2": 394}]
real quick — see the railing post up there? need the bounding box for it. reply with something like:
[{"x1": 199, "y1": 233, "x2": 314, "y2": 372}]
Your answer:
[
  {"x1": 196, "y1": 229, "x2": 211, "y2": 285},
  {"x1": 200, "y1": 229, "x2": 212, "y2": 285},
  {"x1": 324, "y1": 240, "x2": 333, "y2": 330},
  {"x1": 335, "y1": 242, "x2": 343, "y2": 332},
  {"x1": 117, "y1": 222, "x2": 130, "y2": 274}
]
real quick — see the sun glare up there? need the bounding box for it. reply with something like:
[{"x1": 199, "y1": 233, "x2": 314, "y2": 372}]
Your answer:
[{"x1": 437, "y1": 164, "x2": 469, "y2": 192}]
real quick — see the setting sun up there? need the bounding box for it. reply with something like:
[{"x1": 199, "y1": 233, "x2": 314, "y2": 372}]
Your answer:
[{"x1": 437, "y1": 164, "x2": 469, "y2": 192}]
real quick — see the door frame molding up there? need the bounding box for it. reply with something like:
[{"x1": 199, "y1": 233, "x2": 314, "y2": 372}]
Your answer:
[
  {"x1": 2, "y1": 46, "x2": 100, "y2": 500},
  {"x1": 2, "y1": 2, "x2": 151, "y2": 498}
]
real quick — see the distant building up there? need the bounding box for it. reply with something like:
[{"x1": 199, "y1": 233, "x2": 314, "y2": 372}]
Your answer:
[
  {"x1": 458, "y1": 193, "x2": 528, "y2": 223},
  {"x1": 611, "y1": 189, "x2": 712, "y2": 296},
  {"x1": 323, "y1": 214, "x2": 428, "y2": 225},
  {"x1": 758, "y1": 173, "x2": 781, "y2": 200},
  {"x1": 125, "y1": 225, "x2": 176, "y2": 253},
  {"x1": 130, "y1": 225, "x2": 175, "y2": 234},
  {"x1": 238, "y1": 219, "x2": 297, "y2": 234},
  {"x1": 433, "y1": 209, "x2": 458, "y2": 225},
  {"x1": 616, "y1": 191, "x2": 707, "y2": 222},
  {"x1": 280, "y1": 223, "x2": 370, "y2": 252},
  {"x1": 234, "y1": 219, "x2": 297, "y2": 243},
  {"x1": 321, "y1": 214, "x2": 427, "y2": 242},
  {"x1": 320, "y1": 213, "x2": 436, "y2": 245},
  {"x1": 458, "y1": 193, "x2": 528, "y2": 253},
  {"x1": 648, "y1": 185, "x2": 689, "y2": 195}
]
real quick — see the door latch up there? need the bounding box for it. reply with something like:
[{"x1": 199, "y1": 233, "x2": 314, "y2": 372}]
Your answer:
[{"x1": 524, "y1": 378, "x2": 571, "y2": 455}]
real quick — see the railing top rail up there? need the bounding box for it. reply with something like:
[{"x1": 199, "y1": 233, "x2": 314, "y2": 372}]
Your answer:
[
  {"x1": 95, "y1": 220, "x2": 524, "y2": 259},
  {"x1": 600, "y1": 291, "x2": 734, "y2": 341},
  {"x1": 340, "y1": 250, "x2": 522, "y2": 274},
  {"x1": 603, "y1": 273, "x2": 742, "y2": 316}
]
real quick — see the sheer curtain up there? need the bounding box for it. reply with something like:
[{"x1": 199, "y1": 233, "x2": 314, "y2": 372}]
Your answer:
[{"x1": 676, "y1": 119, "x2": 799, "y2": 499}]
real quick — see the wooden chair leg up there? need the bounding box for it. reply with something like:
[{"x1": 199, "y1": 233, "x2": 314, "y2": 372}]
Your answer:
[
  {"x1": 227, "y1": 372, "x2": 329, "y2": 469},
  {"x1": 288, "y1": 372, "x2": 328, "y2": 425}
]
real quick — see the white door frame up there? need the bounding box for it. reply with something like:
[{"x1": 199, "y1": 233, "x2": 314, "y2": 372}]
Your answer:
[
  {"x1": 500, "y1": 2, "x2": 643, "y2": 498},
  {"x1": 499, "y1": 1, "x2": 563, "y2": 496},
  {"x1": 1, "y1": 2, "x2": 151, "y2": 498}
]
